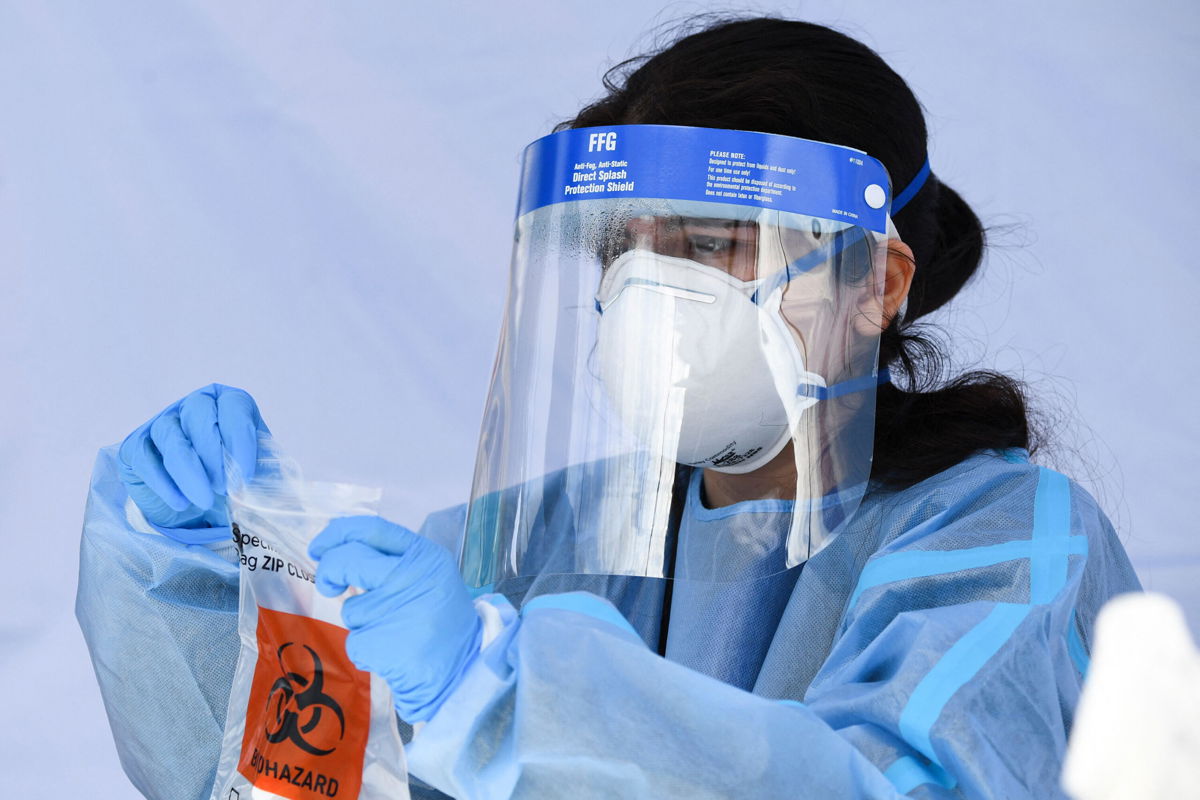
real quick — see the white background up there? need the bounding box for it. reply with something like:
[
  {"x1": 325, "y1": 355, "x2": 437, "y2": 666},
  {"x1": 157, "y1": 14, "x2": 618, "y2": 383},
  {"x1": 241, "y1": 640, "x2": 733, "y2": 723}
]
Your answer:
[{"x1": 2, "y1": 1, "x2": 1196, "y2": 795}]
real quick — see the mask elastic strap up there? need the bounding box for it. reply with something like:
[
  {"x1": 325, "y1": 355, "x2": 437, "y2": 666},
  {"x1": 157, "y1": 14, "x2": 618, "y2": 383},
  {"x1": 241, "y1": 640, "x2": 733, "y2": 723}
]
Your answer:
[
  {"x1": 750, "y1": 226, "x2": 868, "y2": 304},
  {"x1": 797, "y1": 368, "x2": 891, "y2": 401}
]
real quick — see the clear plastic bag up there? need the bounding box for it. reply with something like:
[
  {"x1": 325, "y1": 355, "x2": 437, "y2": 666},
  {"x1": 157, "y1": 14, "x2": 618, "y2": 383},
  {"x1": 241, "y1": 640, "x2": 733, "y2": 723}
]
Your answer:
[{"x1": 209, "y1": 435, "x2": 410, "y2": 800}]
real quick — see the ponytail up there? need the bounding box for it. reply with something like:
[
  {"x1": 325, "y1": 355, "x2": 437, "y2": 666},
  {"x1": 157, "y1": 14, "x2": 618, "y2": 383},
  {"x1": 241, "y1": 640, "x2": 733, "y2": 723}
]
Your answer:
[{"x1": 868, "y1": 172, "x2": 1034, "y2": 487}]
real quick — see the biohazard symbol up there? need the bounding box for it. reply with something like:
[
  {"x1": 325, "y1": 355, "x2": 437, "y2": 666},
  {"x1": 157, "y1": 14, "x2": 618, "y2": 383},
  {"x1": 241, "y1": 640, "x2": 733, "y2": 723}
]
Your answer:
[{"x1": 264, "y1": 642, "x2": 345, "y2": 756}]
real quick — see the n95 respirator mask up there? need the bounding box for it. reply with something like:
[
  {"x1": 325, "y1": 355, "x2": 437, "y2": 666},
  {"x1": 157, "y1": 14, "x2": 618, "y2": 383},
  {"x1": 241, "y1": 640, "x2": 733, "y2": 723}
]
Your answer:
[{"x1": 593, "y1": 248, "x2": 825, "y2": 474}]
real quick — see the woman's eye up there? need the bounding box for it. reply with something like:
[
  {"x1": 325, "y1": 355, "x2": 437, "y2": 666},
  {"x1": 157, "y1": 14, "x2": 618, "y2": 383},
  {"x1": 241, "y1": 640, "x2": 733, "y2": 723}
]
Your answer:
[{"x1": 688, "y1": 235, "x2": 731, "y2": 255}]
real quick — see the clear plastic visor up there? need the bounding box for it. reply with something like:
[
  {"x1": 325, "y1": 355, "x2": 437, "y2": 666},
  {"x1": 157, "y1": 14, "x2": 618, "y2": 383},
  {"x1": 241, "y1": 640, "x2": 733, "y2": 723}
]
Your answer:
[{"x1": 461, "y1": 197, "x2": 888, "y2": 588}]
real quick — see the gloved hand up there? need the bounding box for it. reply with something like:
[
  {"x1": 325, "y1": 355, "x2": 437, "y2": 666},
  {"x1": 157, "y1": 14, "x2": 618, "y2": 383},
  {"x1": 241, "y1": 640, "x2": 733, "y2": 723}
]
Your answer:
[
  {"x1": 308, "y1": 516, "x2": 482, "y2": 723},
  {"x1": 118, "y1": 383, "x2": 268, "y2": 535}
]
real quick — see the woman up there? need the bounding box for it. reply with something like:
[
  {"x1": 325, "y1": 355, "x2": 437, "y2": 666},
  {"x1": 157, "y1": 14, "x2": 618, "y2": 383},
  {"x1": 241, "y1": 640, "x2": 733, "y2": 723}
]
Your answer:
[{"x1": 78, "y1": 17, "x2": 1140, "y2": 799}]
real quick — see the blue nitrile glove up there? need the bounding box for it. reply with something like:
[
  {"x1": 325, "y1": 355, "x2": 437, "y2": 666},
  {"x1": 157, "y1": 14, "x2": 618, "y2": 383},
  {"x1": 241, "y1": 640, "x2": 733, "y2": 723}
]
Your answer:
[
  {"x1": 308, "y1": 516, "x2": 482, "y2": 723},
  {"x1": 118, "y1": 384, "x2": 268, "y2": 539}
]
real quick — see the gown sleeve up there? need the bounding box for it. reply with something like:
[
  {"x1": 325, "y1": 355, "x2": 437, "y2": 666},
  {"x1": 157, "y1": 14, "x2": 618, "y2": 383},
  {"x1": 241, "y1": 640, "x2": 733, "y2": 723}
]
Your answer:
[
  {"x1": 406, "y1": 463, "x2": 1141, "y2": 799},
  {"x1": 76, "y1": 445, "x2": 241, "y2": 800}
]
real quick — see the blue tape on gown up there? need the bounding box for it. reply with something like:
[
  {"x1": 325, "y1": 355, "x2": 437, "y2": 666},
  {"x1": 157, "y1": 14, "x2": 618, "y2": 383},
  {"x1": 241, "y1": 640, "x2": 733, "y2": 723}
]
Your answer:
[{"x1": 882, "y1": 466, "x2": 1079, "y2": 792}]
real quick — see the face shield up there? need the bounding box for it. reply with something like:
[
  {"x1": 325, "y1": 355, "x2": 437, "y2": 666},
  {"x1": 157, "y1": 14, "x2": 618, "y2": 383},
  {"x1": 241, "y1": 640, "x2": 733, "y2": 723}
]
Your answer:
[{"x1": 460, "y1": 124, "x2": 893, "y2": 589}]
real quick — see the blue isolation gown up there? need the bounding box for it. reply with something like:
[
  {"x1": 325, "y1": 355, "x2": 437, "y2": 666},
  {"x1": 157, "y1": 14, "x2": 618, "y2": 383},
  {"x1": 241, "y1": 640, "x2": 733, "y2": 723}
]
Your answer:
[{"x1": 77, "y1": 446, "x2": 1140, "y2": 799}]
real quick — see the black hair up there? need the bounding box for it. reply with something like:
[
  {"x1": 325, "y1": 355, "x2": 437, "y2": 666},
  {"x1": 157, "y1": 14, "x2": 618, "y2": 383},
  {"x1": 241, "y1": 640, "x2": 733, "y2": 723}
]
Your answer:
[{"x1": 558, "y1": 16, "x2": 1034, "y2": 488}]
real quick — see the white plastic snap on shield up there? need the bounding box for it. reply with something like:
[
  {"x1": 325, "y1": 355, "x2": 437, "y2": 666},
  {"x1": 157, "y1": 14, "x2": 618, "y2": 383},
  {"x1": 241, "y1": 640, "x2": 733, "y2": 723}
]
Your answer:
[{"x1": 864, "y1": 183, "x2": 886, "y2": 209}]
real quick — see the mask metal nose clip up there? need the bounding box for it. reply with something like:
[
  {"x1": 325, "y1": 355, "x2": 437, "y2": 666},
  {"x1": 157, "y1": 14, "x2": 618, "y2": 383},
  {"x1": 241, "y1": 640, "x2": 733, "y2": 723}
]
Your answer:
[{"x1": 599, "y1": 277, "x2": 716, "y2": 313}]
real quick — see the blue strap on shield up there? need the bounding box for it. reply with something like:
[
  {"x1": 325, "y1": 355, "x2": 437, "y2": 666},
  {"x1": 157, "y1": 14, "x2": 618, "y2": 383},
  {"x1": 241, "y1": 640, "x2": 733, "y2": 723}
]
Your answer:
[{"x1": 892, "y1": 159, "x2": 930, "y2": 214}]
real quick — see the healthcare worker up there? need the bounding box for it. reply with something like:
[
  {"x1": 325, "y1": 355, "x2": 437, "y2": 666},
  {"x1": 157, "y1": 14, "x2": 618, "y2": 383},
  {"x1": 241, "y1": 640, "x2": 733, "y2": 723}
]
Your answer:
[{"x1": 77, "y1": 17, "x2": 1140, "y2": 800}]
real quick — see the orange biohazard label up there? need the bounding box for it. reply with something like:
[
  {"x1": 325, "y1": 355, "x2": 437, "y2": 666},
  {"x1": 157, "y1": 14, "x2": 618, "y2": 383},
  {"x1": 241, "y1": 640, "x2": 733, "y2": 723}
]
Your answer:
[{"x1": 237, "y1": 607, "x2": 372, "y2": 799}]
